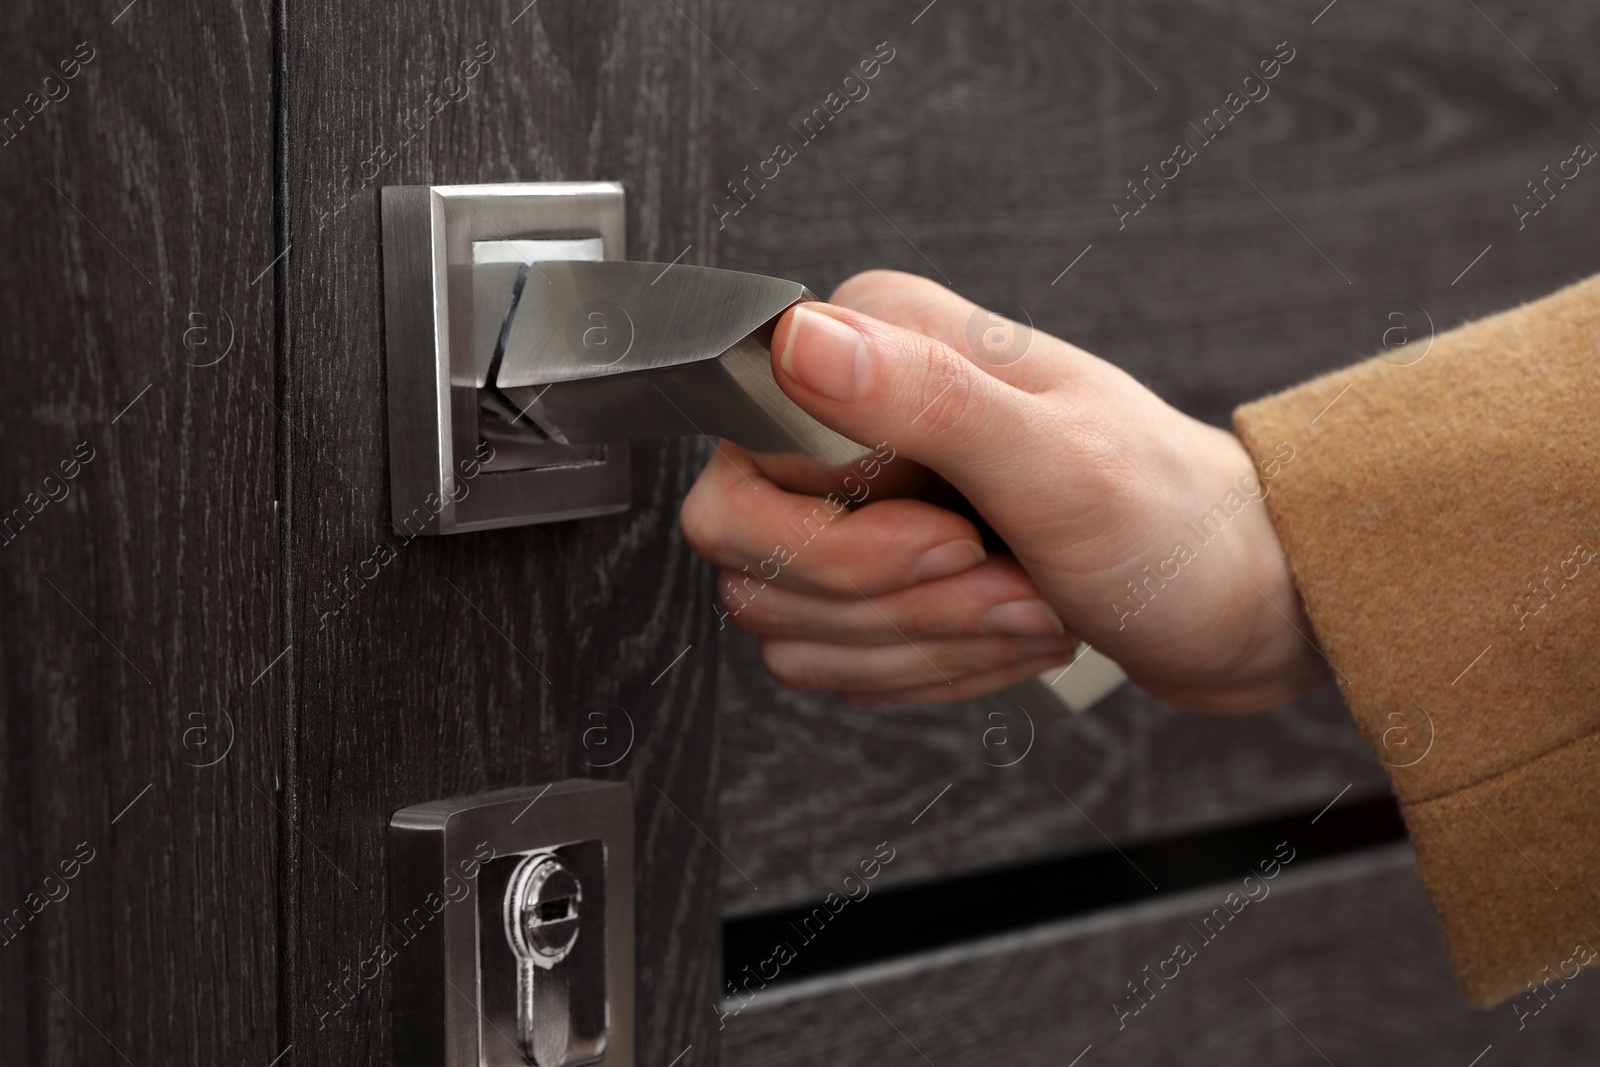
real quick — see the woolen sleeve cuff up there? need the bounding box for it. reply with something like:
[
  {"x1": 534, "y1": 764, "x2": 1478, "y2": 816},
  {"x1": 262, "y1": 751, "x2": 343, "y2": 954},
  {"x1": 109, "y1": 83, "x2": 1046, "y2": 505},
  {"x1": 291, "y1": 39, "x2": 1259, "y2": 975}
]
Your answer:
[{"x1": 1231, "y1": 272, "x2": 1600, "y2": 1008}]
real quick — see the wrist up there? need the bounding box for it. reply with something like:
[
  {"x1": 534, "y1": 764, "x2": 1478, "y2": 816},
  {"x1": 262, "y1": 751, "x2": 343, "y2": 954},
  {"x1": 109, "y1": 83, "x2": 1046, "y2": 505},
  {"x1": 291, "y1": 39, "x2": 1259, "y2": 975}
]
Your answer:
[
  {"x1": 1167, "y1": 426, "x2": 1333, "y2": 712},
  {"x1": 1216, "y1": 436, "x2": 1334, "y2": 710}
]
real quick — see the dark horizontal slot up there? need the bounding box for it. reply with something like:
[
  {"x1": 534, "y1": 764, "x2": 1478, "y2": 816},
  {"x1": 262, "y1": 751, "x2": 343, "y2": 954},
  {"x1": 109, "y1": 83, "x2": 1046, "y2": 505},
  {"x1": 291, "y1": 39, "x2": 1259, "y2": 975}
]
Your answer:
[{"x1": 723, "y1": 793, "x2": 1405, "y2": 988}]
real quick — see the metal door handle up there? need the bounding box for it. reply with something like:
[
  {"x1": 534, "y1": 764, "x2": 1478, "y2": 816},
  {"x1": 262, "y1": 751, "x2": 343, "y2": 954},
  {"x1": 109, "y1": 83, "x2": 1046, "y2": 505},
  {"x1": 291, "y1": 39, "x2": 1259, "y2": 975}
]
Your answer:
[
  {"x1": 481, "y1": 258, "x2": 871, "y2": 495},
  {"x1": 381, "y1": 183, "x2": 868, "y2": 531}
]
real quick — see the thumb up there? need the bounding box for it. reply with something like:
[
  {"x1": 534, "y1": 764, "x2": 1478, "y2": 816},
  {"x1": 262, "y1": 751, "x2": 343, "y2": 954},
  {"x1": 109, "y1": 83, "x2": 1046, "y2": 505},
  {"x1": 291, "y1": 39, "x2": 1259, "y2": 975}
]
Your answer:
[{"x1": 771, "y1": 301, "x2": 1045, "y2": 494}]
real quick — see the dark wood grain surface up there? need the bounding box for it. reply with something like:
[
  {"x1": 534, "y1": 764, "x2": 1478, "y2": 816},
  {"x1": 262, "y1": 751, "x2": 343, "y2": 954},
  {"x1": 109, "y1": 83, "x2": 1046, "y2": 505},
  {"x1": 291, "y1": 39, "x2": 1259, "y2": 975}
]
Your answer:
[
  {"x1": 719, "y1": 630, "x2": 1388, "y2": 915},
  {"x1": 5, "y1": 1, "x2": 1599, "y2": 1064},
  {"x1": 709, "y1": 0, "x2": 1600, "y2": 911},
  {"x1": 278, "y1": 1, "x2": 723, "y2": 1064},
  {"x1": 721, "y1": 846, "x2": 1600, "y2": 1066},
  {"x1": 0, "y1": 2, "x2": 281, "y2": 1065}
]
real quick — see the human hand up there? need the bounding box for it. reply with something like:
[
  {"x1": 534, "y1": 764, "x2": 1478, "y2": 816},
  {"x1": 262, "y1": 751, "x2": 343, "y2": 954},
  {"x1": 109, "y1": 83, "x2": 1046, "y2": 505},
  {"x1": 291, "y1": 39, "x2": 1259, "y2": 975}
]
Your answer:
[{"x1": 679, "y1": 270, "x2": 1332, "y2": 712}]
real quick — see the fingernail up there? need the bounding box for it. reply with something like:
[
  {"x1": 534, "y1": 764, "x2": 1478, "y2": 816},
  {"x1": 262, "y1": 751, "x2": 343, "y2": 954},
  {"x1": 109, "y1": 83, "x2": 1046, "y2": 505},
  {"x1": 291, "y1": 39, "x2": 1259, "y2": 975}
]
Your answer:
[
  {"x1": 982, "y1": 599, "x2": 1068, "y2": 636},
  {"x1": 779, "y1": 305, "x2": 868, "y2": 402},
  {"x1": 909, "y1": 540, "x2": 986, "y2": 583}
]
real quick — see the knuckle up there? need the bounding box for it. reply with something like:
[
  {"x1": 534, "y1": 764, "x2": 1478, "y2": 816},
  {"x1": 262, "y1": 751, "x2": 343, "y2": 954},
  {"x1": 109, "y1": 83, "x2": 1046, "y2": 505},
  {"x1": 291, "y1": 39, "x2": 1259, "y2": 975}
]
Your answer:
[
  {"x1": 930, "y1": 644, "x2": 980, "y2": 676},
  {"x1": 678, "y1": 489, "x2": 725, "y2": 560},
  {"x1": 715, "y1": 573, "x2": 745, "y2": 612},
  {"x1": 904, "y1": 603, "x2": 957, "y2": 637},
  {"x1": 828, "y1": 269, "x2": 920, "y2": 308},
  {"x1": 760, "y1": 641, "x2": 817, "y2": 690},
  {"x1": 718, "y1": 568, "x2": 770, "y2": 612},
  {"x1": 907, "y1": 339, "x2": 977, "y2": 438},
  {"x1": 729, "y1": 609, "x2": 767, "y2": 636},
  {"x1": 724, "y1": 591, "x2": 773, "y2": 632}
]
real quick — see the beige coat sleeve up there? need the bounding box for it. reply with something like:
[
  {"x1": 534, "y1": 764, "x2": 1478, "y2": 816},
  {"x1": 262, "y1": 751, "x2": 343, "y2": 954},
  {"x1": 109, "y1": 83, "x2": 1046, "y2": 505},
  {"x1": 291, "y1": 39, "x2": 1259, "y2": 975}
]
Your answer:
[{"x1": 1233, "y1": 273, "x2": 1600, "y2": 1007}]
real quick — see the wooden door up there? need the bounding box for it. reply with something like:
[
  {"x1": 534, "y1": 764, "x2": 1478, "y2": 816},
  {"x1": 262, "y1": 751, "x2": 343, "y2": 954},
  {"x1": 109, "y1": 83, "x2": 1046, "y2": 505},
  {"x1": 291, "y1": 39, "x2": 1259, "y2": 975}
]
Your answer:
[
  {"x1": 7, "y1": 1, "x2": 1600, "y2": 1066},
  {"x1": 3, "y1": 1, "x2": 724, "y2": 1065},
  {"x1": 0, "y1": 4, "x2": 280, "y2": 1065}
]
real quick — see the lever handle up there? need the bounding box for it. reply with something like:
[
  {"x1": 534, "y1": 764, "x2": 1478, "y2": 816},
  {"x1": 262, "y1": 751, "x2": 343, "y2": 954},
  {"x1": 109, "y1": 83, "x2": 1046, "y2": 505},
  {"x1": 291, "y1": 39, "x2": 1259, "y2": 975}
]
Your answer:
[{"x1": 483, "y1": 259, "x2": 875, "y2": 495}]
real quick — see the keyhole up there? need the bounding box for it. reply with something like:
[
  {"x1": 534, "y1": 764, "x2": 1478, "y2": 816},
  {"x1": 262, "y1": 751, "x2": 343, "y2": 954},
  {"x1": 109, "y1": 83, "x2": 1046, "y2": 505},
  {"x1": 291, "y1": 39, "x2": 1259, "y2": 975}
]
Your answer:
[{"x1": 506, "y1": 854, "x2": 582, "y2": 967}]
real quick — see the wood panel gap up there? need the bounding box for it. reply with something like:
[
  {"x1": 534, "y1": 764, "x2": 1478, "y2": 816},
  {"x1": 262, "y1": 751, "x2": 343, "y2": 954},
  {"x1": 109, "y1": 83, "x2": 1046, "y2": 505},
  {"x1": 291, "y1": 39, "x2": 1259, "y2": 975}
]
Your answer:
[{"x1": 723, "y1": 795, "x2": 1406, "y2": 988}]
